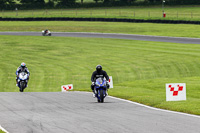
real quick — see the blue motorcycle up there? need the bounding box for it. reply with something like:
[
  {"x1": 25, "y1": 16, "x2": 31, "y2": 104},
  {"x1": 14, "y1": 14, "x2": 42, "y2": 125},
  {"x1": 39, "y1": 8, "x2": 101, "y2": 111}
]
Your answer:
[
  {"x1": 17, "y1": 72, "x2": 28, "y2": 92},
  {"x1": 95, "y1": 78, "x2": 108, "y2": 103}
]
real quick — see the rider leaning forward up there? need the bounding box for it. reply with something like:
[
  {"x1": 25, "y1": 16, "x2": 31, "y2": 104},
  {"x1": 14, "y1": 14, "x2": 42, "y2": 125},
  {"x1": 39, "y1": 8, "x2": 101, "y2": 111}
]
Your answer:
[
  {"x1": 91, "y1": 65, "x2": 110, "y2": 97},
  {"x1": 16, "y1": 62, "x2": 30, "y2": 87}
]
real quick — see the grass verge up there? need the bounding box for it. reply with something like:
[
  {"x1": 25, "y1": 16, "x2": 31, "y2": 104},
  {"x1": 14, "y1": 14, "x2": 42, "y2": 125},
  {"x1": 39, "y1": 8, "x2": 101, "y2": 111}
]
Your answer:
[
  {"x1": 0, "y1": 35, "x2": 200, "y2": 115},
  {"x1": 0, "y1": 130, "x2": 5, "y2": 133},
  {"x1": 0, "y1": 21, "x2": 200, "y2": 38},
  {"x1": 0, "y1": 127, "x2": 5, "y2": 133}
]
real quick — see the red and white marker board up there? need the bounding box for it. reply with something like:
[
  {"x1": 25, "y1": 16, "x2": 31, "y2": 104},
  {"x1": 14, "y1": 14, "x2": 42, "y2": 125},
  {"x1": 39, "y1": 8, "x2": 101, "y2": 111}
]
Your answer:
[
  {"x1": 166, "y1": 83, "x2": 186, "y2": 101},
  {"x1": 61, "y1": 84, "x2": 73, "y2": 92}
]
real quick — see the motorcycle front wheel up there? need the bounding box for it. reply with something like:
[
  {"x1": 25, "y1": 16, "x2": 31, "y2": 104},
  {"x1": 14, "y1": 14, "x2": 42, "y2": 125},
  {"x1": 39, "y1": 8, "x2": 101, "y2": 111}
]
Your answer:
[
  {"x1": 100, "y1": 90, "x2": 104, "y2": 103},
  {"x1": 19, "y1": 82, "x2": 25, "y2": 92}
]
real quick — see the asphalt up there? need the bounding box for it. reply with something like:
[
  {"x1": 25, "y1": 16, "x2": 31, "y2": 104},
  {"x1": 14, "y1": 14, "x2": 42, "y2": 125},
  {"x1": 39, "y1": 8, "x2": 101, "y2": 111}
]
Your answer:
[
  {"x1": 0, "y1": 92, "x2": 199, "y2": 133},
  {"x1": 0, "y1": 32, "x2": 200, "y2": 44}
]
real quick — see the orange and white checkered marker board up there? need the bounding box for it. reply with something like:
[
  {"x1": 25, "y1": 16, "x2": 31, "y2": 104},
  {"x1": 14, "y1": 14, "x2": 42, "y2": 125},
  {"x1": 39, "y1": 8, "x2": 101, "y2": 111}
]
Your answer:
[
  {"x1": 166, "y1": 83, "x2": 186, "y2": 101},
  {"x1": 109, "y1": 76, "x2": 113, "y2": 88},
  {"x1": 61, "y1": 84, "x2": 73, "y2": 92}
]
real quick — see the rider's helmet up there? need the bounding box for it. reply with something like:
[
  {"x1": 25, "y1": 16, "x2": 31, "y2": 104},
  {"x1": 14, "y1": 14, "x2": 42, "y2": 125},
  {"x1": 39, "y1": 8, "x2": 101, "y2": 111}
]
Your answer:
[
  {"x1": 96, "y1": 65, "x2": 102, "y2": 73},
  {"x1": 21, "y1": 62, "x2": 26, "y2": 69}
]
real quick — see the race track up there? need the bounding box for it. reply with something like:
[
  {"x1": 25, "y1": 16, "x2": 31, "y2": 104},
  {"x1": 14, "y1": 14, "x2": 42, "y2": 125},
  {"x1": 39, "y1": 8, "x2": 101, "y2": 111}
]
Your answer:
[
  {"x1": 0, "y1": 32, "x2": 200, "y2": 44},
  {"x1": 0, "y1": 32, "x2": 200, "y2": 133},
  {"x1": 0, "y1": 92, "x2": 199, "y2": 133}
]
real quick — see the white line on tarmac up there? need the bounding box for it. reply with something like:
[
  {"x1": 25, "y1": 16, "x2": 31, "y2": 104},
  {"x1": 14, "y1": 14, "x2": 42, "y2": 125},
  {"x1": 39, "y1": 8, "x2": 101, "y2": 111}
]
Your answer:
[
  {"x1": 108, "y1": 95, "x2": 200, "y2": 119},
  {"x1": 74, "y1": 91, "x2": 200, "y2": 119},
  {"x1": 0, "y1": 125, "x2": 9, "y2": 133}
]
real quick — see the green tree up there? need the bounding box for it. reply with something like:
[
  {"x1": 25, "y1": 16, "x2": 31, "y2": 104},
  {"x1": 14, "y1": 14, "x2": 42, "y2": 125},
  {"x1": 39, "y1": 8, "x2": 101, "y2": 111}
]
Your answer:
[
  {"x1": 46, "y1": 0, "x2": 55, "y2": 8},
  {"x1": 120, "y1": 0, "x2": 136, "y2": 4},
  {"x1": 34, "y1": 0, "x2": 45, "y2": 8},
  {"x1": 19, "y1": 0, "x2": 34, "y2": 4},
  {"x1": 0, "y1": 0, "x2": 15, "y2": 9},
  {"x1": 19, "y1": 0, "x2": 45, "y2": 8},
  {"x1": 57, "y1": 0, "x2": 76, "y2": 7},
  {"x1": 148, "y1": 0, "x2": 161, "y2": 3},
  {"x1": 160, "y1": 0, "x2": 200, "y2": 5}
]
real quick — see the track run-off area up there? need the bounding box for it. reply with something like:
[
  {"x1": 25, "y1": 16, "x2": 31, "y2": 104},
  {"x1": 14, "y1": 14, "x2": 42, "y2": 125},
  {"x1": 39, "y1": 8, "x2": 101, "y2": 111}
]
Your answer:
[{"x1": 0, "y1": 32, "x2": 200, "y2": 133}]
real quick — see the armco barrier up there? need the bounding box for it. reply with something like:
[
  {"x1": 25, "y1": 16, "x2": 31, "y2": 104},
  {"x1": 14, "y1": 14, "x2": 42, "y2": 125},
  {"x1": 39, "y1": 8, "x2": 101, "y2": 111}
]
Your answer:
[{"x1": 0, "y1": 17, "x2": 200, "y2": 25}]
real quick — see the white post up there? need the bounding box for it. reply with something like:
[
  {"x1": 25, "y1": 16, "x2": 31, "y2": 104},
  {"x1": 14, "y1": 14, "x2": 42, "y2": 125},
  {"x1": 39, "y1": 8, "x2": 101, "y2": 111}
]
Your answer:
[
  {"x1": 16, "y1": 8, "x2": 18, "y2": 16},
  {"x1": 162, "y1": 0, "x2": 165, "y2": 13}
]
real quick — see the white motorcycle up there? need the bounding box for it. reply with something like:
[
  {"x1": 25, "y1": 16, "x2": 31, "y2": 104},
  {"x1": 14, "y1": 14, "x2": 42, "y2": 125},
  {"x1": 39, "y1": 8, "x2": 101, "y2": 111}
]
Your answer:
[
  {"x1": 42, "y1": 30, "x2": 51, "y2": 36},
  {"x1": 18, "y1": 72, "x2": 28, "y2": 92}
]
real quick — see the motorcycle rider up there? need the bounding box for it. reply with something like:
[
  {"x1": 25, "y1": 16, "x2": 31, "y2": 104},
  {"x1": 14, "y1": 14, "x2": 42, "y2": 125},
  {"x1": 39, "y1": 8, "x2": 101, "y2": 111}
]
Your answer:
[
  {"x1": 91, "y1": 65, "x2": 110, "y2": 97},
  {"x1": 16, "y1": 62, "x2": 30, "y2": 87},
  {"x1": 43, "y1": 29, "x2": 51, "y2": 36},
  {"x1": 44, "y1": 29, "x2": 49, "y2": 34}
]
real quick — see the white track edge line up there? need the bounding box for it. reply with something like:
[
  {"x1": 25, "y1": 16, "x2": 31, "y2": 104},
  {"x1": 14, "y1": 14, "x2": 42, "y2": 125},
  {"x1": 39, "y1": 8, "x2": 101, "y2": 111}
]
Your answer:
[
  {"x1": 0, "y1": 125, "x2": 9, "y2": 133},
  {"x1": 108, "y1": 95, "x2": 200, "y2": 119},
  {"x1": 74, "y1": 91, "x2": 200, "y2": 119}
]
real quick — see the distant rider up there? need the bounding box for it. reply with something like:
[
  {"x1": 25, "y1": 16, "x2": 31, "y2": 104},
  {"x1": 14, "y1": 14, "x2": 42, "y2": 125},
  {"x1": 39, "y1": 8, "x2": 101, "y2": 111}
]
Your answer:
[
  {"x1": 45, "y1": 29, "x2": 49, "y2": 34},
  {"x1": 16, "y1": 62, "x2": 30, "y2": 87},
  {"x1": 91, "y1": 65, "x2": 110, "y2": 97}
]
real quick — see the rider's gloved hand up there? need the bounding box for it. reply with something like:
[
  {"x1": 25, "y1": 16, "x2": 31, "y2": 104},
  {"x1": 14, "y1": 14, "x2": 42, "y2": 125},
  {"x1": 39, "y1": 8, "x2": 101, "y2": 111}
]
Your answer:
[
  {"x1": 106, "y1": 81, "x2": 110, "y2": 89},
  {"x1": 106, "y1": 81, "x2": 109, "y2": 84},
  {"x1": 92, "y1": 82, "x2": 95, "y2": 86}
]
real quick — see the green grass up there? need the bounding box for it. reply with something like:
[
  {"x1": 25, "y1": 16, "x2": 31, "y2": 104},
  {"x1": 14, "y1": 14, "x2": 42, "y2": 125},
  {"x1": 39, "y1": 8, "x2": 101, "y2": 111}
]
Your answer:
[
  {"x1": 1, "y1": 21, "x2": 200, "y2": 38},
  {"x1": 1, "y1": 6, "x2": 200, "y2": 21},
  {"x1": 0, "y1": 129, "x2": 5, "y2": 133},
  {"x1": 0, "y1": 35, "x2": 200, "y2": 115}
]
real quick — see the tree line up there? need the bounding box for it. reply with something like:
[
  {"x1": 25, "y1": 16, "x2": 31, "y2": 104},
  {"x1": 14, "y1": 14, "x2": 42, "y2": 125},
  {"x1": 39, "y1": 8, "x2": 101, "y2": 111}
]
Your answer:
[{"x1": 0, "y1": 0, "x2": 200, "y2": 9}]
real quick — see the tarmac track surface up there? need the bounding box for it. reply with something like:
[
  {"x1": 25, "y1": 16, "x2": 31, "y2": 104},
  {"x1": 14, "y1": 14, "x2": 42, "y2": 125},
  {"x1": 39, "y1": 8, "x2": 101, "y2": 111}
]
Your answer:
[
  {"x1": 0, "y1": 92, "x2": 199, "y2": 133},
  {"x1": 0, "y1": 32, "x2": 200, "y2": 133},
  {"x1": 0, "y1": 32, "x2": 200, "y2": 44}
]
